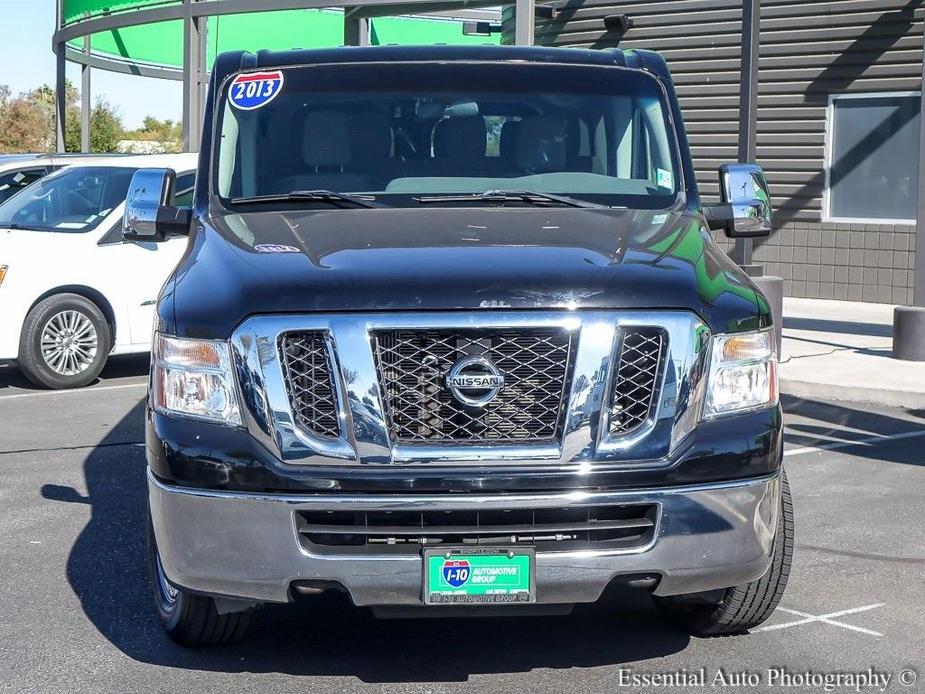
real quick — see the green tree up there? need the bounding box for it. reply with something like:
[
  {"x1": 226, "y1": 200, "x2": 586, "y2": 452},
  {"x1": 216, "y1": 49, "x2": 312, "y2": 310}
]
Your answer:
[
  {"x1": 0, "y1": 80, "x2": 124, "y2": 154},
  {"x1": 0, "y1": 84, "x2": 53, "y2": 153},
  {"x1": 124, "y1": 115, "x2": 182, "y2": 152},
  {"x1": 87, "y1": 99, "x2": 124, "y2": 152},
  {"x1": 64, "y1": 95, "x2": 125, "y2": 153}
]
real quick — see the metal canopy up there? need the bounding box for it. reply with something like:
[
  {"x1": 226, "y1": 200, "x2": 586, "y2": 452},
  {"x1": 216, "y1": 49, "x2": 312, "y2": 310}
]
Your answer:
[
  {"x1": 53, "y1": 0, "x2": 522, "y2": 153},
  {"x1": 55, "y1": 0, "x2": 502, "y2": 44}
]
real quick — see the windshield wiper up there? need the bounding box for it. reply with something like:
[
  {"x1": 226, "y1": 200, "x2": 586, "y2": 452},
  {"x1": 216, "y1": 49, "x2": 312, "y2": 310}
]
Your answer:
[
  {"x1": 229, "y1": 190, "x2": 382, "y2": 209},
  {"x1": 415, "y1": 189, "x2": 606, "y2": 209},
  {"x1": 2, "y1": 222, "x2": 45, "y2": 231}
]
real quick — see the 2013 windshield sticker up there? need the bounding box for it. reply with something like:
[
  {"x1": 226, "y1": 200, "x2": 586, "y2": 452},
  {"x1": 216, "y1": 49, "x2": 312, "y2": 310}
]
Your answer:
[{"x1": 229, "y1": 71, "x2": 284, "y2": 110}]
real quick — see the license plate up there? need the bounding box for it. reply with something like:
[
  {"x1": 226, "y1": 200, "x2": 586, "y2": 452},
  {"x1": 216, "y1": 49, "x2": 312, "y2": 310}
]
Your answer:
[{"x1": 423, "y1": 548, "x2": 535, "y2": 605}]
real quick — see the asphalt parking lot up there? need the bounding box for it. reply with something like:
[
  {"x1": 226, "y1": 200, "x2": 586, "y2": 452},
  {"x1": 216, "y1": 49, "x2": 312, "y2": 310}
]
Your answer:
[{"x1": 0, "y1": 358, "x2": 923, "y2": 694}]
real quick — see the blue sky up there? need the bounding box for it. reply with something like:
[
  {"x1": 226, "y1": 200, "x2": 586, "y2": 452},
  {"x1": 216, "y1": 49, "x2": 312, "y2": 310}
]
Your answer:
[{"x1": 0, "y1": 1, "x2": 181, "y2": 128}]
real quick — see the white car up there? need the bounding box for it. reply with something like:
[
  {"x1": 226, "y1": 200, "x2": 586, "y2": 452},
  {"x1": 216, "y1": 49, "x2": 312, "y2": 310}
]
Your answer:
[{"x1": 0, "y1": 153, "x2": 198, "y2": 388}]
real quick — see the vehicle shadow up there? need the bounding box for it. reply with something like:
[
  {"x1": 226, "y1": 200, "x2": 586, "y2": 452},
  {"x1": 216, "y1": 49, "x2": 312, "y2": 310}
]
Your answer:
[
  {"x1": 96, "y1": 353, "x2": 151, "y2": 380},
  {"x1": 0, "y1": 363, "x2": 31, "y2": 390},
  {"x1": 44, "y1": 400, "x2": 691, "y2": 680},
  {"x1": 782, "y1": 317, "x2": 892, "y2": 338},
  {"x1": 0, "y1": 353, "x2": 150, "y2": 392},
  {"x1": 782, "y1": 333, "x2": 891, "y2": 358},
  {"x1": 782, "y1": 394, "x2": 925, "y2": 468}
]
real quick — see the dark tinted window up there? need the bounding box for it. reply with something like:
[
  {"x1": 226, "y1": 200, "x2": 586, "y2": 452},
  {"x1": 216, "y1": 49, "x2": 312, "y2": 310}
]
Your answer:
[{"x1": 828, "y1": 94, "x2": 920, "y2": 221}]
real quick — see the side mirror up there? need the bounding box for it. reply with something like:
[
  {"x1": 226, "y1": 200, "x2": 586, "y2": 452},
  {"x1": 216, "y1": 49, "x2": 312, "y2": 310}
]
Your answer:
[
  {"x1": 123, "y1": 168, "x2": 191, "y2": 242},
  {"x1": 704, "y1": 163, "x2": 772, "y2": 238}
]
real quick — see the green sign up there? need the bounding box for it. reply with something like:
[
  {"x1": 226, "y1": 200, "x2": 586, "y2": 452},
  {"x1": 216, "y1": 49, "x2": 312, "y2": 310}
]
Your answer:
[{"x1": 424, "y1": 549, "x2": 534, "y2": 605}]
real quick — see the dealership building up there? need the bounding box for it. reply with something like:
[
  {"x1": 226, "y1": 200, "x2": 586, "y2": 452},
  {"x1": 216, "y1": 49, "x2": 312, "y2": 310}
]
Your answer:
[{"x1": 55, "y1": 0, "x2": 924, "y2": 307}]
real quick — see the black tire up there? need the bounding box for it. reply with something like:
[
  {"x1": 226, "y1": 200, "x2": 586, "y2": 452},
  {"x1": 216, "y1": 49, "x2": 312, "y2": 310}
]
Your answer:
[
  {"x1": 146, "y1": 512, "x2": 254, "y2": 646},
  {"x1": 18, "y1": 293, "x2": 111, "y2": 389},
  {"x1": 654, "y1": 468, "x2": 794, "y2": 636}
]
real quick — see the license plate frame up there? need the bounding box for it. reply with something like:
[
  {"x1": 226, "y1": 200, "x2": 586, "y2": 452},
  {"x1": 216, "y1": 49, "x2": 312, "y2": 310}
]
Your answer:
[{"x1": 422, "y1": 547, "x2": 536, "y2": 606}]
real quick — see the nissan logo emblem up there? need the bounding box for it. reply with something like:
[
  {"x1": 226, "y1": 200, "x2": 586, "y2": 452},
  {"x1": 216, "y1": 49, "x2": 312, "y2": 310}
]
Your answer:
[{"x1": 445, "y1": 356, "x2": 505, "y2": 407}]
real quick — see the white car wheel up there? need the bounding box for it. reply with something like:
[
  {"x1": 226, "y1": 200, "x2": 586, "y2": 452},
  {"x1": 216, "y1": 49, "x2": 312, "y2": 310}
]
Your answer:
[
  {"x1": 18, "y1": 293, "x2": 111, "y2": 389},
  {"x1": 40, "y1": 310, "x2": 100, "y2": 376}
]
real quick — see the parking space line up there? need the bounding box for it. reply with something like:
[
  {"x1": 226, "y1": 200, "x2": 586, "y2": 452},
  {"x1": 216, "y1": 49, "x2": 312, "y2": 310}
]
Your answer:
[
  {"x1": 0, "y1": 441, "x2": 145, "y2": 456},
  {"x1": 753, "y1": 603, "x2": 884, "y2": 636},
  {"x1": 778, "y1": 609, "x2": 884, "y2": 637},
  {"x1": 786, "y1": 430, "x2": 882, "y2": 447},
  {"x1": 0, "y1": 382, "x2": 148, "y2": 401},
  {"x1": 784, "y1": 430, "x2": 925, "y2": 457}
]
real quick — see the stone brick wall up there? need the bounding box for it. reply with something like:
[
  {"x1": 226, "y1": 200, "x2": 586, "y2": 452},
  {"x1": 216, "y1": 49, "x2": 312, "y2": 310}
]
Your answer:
[{"x1": 752, "y1": 222, "x2": 917, "y2": 304}]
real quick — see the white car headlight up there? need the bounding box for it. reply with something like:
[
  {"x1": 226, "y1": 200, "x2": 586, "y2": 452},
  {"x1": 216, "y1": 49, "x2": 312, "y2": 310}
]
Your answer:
[
  {"x1": 153, "y1": 333, "x2": 241, "y2": 425},
  {"x1": 703, "y1": 329, "x2": 777, "y2": 419}
]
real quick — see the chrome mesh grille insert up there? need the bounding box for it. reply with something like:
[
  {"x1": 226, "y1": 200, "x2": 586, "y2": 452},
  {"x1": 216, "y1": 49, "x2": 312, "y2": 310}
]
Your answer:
[
  {"x1": 373, "y1": 328, "x2": 574, "y2": 443},
  {"x1": 279, "y1": 332, "x2": 340, "y2": 439},
  {"x1": 609, "y1": 328, "x2": 666, "y2": 437}
]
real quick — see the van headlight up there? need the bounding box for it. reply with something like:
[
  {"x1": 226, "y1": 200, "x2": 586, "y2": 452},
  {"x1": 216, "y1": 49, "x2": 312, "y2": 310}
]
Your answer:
[
  {"x1": 153, "y1": 333, "x2": 241, "y2": 425},
  {"x1": 703, "y1": 329, "x2": 777, "y2": 418}
]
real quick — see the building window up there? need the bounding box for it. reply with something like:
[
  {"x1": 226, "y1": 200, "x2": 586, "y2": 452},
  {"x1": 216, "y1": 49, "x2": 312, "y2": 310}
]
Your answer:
[{"x1": 825, "y1": 92, "x2": 920, "y2": 223}]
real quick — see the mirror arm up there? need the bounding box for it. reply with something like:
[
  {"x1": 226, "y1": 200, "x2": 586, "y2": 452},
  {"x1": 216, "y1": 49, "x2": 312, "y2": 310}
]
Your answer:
[
  {"x1": 156, "y1": 207, "x2": 193, "y2": 238},
  {"x1": 703, "y1": 203, "x2": 734, "y2": 231}
]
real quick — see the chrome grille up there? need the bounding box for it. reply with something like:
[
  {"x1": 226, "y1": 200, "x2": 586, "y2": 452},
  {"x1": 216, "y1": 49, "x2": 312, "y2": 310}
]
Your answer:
[
  {"x1": 609, "y1": 328, "x2": 666, "y2": 436},
  {"x1": 279, "y1": 332, "x2": 340, "y2": 439},
  {"x1": 373, "y1": 328, "x2": 574, "y2": 443}
]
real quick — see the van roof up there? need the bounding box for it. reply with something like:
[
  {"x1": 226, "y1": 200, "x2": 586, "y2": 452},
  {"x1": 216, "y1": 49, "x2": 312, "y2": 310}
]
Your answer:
[{"x1": 214, "y1": 44, "x2": 671, "y2": 84}]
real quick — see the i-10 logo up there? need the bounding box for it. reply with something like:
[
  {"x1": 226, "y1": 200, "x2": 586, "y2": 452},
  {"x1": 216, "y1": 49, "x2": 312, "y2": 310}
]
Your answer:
[
  {"x1": 442, "y1": 559, "x2": 471, "y2": 588},
  {"x1": 229, "y1": 71, "x2": 284, "y2": 111}
]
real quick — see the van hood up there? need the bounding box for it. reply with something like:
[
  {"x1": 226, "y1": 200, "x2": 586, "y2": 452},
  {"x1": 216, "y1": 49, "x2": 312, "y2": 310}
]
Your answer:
[{"x1": 166, "y1": 206, "x2": 769, "y2": 338}]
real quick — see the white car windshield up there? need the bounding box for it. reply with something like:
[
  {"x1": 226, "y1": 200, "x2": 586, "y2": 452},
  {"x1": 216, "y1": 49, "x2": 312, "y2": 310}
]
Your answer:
[{"x1": 0, "y1": 166, "x2": 137, "y2": 233}]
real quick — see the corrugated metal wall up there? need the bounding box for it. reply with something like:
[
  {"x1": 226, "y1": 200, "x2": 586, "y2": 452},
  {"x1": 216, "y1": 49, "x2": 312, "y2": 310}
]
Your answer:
[{"x1": 525, "y1": 0, "x2": 923, "y2": 303}]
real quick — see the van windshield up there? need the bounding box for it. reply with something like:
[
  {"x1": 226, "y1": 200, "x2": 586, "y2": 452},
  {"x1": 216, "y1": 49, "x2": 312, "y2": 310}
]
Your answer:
[
  {"x1": 214, "y1": 62, "x2": 681, "y2": 209},
  {"x1": 0, "y1": 166, "x2": 137, "y2": 233}
]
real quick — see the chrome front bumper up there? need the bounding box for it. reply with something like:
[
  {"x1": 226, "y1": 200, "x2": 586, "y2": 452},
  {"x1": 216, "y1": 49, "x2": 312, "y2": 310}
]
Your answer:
[{"x1": 148, "y1": 469, "x2": 781, "y2": 606}]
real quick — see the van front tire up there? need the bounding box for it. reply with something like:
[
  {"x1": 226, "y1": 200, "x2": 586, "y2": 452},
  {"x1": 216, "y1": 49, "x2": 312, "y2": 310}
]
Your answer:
[
  {"x1": 146, "y1": 513, "x2": 254, "y2": 646},
  {"x1": 18, "y1": 293, "x2": 111, "y2": 389},
  {"x1": 654, "y1": 469, "x2": 794, "y2": 636}
]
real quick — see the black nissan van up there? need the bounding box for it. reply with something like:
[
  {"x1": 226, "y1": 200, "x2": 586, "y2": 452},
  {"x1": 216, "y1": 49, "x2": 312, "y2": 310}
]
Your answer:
[{"x1": 124, "y1": 45, "x2": 789, "y2": 645}]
